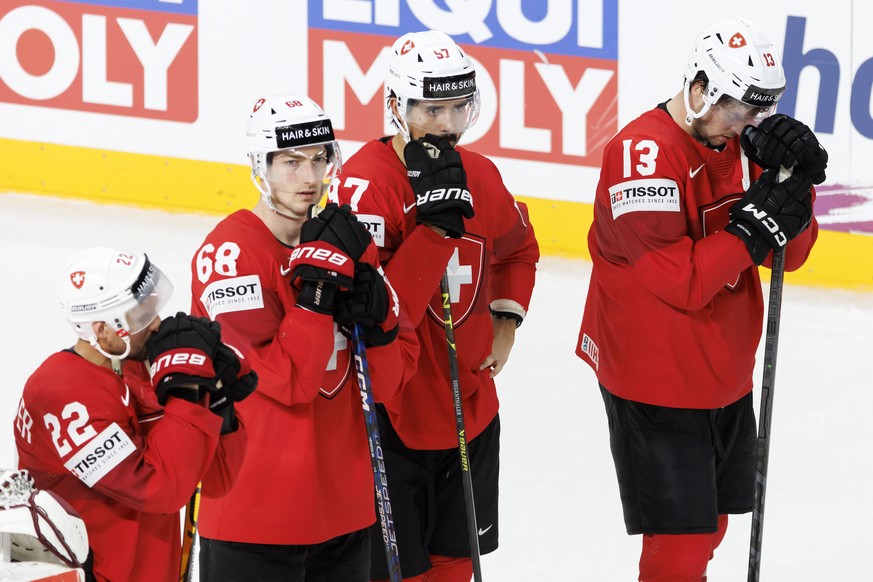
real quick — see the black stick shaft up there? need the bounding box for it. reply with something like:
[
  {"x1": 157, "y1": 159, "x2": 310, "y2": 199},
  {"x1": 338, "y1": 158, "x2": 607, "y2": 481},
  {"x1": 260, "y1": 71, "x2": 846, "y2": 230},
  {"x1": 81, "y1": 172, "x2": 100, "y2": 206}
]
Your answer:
[
  {"x1": 352, "y1": 323, "x2": 402, "y2": 582},
  {"x1": 748, "y1": 249, "x2": 786, "y2": 581},
  {"x1": 440, "y1": 273, "x2": 483, "y2": 582}
]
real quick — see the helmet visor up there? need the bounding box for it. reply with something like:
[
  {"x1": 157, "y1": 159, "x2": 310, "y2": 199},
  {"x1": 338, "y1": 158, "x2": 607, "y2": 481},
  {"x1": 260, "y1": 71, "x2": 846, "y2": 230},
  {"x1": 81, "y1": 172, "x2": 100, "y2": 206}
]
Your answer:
[
  {"x1": 712, "y1": 95, "x2": 776, "y2": 134},
  {"x1": 266, "y1": 144, "x2": 342, "y2": 186},
  {"x1": 403, "y1": 92, "x2": 480, "y2": 138},
  {"x1": 125, "y1": 259, "x2": 173, "y2": 334}
]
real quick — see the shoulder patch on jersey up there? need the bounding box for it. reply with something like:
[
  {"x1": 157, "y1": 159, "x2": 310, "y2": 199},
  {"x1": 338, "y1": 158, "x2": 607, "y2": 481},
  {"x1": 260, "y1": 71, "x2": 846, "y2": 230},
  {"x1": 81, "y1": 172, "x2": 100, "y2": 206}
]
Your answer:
[
  {"x1": 608, "y1": 178, "x2": 681, "y2": 219},
  {"x1": 63, "y1": 422, "x2": 136, "y2": 487},
  {"x1": 354, "y1": 214, "x2": 386, "y2": 248},
  {"x1": 200, "y1": 274, "x2": 264, "y2": 319}
]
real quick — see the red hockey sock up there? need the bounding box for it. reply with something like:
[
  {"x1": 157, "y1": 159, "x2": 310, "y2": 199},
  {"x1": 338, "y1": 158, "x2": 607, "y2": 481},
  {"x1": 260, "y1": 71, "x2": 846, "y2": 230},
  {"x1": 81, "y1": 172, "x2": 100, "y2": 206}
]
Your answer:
[
  {"x1": 639, "y1": 529, "x2": 717, "y2": 582},
  {"x1": 701, "y1": 514, "x2": 729, "y2": 582},
  {"x1": 420, "y1": 555, "x2": 473, "y2": 582},
  {"x1": 373, "y1": 556, "x2": 473, "y2": 582}
]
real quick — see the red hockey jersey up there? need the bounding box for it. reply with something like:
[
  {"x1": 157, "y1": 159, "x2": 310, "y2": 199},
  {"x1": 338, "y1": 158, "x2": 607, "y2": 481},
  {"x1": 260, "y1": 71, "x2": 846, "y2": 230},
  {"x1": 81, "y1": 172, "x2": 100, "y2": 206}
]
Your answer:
[
  {"x1": 333, "y1": 138, "x2": 540, "y2": 450},
  {"x1": 576, "y1": 106, "x2": 817, "y2": 408},
  {"x1": 190, "y1": 209, "x2": 417, "y2": 544},
  {"x1": 14, "y1": 351, "x2": 244, "y2": 582}
]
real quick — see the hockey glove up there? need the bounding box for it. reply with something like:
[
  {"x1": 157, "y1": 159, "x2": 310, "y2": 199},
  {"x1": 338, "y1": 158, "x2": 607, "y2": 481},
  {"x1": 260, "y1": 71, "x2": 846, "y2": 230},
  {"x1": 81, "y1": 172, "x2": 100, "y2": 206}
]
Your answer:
[
  {"x1": 404, "y1": 134, "x2": 474, "y2": 238},
  {"x1": 208, "y1": 343, "x2": 258, "y2": 434},
  {"x1": 740, "y1": 114, "x2": 828, "y2": 184},
  {"x1": 724, "y1": 169, "x2": 814, "y2": 265},
  {"x1": 334, "y1": 263, "x2": 399, "y2": 347},
  {"x1": 147, "y1": 313, "x2": 221, "y2": 405}
]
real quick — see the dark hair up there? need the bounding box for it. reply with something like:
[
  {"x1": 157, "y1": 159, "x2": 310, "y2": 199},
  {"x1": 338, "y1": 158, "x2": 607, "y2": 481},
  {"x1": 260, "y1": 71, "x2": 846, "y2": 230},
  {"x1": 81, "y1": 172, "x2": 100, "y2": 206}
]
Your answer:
[{"x1": 690, "y1": 70, "x2": 734, "y2": 107}]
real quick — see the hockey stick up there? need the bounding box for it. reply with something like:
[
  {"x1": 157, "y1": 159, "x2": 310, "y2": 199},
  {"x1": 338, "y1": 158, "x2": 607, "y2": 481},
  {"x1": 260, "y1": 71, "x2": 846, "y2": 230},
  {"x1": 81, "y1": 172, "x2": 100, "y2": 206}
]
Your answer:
[
  {"x1": 179, "y1": 483, "x2": 201, "y2": 582},
  {"x1": 351, "y1": 322, "x2": 403, "y2": 582},
  {"x1": 439, "y1": 273, "x2": 483, "y2": 582},
  {"x1": 747, "y1": 164, "x2": 794, "y2": 581},
  {"x1": 746, "y1": 248, "x2": 785, "y2": 581}
]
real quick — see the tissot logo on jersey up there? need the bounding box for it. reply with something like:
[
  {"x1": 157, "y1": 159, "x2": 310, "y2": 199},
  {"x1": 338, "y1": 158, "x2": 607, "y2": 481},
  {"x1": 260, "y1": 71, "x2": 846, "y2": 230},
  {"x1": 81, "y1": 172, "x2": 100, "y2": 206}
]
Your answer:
[
  {"x1": 355, "y1": 214, "x2": 386, "y2": 247},
  {"x1": 63, "y1": 422, "x2": 136, "y2": 487},
  {"x1": 609, "y1": 178, "x2": 681, "y2": 218},
  {"x1": 200, "y1": 274, "x2": 264, "y2": 319}
]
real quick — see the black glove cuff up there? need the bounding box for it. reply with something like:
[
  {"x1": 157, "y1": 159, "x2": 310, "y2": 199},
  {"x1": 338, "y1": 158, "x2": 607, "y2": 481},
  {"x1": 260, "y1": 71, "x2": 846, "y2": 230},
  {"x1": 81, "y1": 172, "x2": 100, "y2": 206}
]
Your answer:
[
  {"x1": 415, "y1": 214, "x2": 466, "y2": 238},
  {"x1": 158, "y1": 377, "x2": 211, "y2": 405},
  {"x1": 296, "y1": 280, "x2": 338, "y2": 314},
  {"x1": 725, "y1": 220, "x2": 769, "y2": 265}
]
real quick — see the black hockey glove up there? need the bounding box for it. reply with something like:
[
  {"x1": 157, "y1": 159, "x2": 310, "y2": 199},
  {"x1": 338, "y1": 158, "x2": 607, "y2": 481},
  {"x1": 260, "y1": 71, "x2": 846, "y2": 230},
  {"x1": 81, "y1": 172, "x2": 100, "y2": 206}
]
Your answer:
[
  {"x1": 334, "y1": 263, "x2": 399, "y2": 347},
  {"x1": 404, "y1": 134, "x2": 474, "y2": 238},
  {"x1": 300, "y1": 203, "x2": 372, "y2": 261},
  {"x1": 147, "y1": 313, "x2": 221, "y2": 405},
  {"x1": 724, "y1": 169, "x2": 814, "y2": 265},
  {"x1": 292, "y1": 204, "x2": 374, "y2": 314},
  {"x1": 208, "y1": 343, "x2": 258, "y2": 434},
  {"x1": 740, "y1": 114, "x2": 828, "y2": 184}
]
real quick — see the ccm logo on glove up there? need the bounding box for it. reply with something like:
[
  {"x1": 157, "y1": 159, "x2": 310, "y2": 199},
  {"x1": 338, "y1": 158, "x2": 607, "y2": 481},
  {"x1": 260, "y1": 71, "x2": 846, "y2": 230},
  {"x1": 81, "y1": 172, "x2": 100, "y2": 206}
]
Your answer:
[
  {"x1": 289, "y1": 246, "x2": 350, "y2": 268},
  {"x1": 149, "y1": 349, "x2": 211, "y2": 380},
  {"x1": 416, "y1": 187, "x2": 473, "y2": 208},
  {"x1": 735, "y1": 203, "x2": 787, "y2": 246}
]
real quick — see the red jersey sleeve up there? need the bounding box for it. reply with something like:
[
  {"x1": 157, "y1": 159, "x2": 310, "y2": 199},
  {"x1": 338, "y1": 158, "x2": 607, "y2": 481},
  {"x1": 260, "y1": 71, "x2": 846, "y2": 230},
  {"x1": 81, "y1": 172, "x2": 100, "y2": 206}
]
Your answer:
[
  {"x1": 16, "y1": 353, "x2": 223, "y2": 515},
  {"x1": 189, "y1": 212, "x2": 336, "y2": 407},
  {"x1": 474, "y1": 158, "x2": 539, "y2": 319}
]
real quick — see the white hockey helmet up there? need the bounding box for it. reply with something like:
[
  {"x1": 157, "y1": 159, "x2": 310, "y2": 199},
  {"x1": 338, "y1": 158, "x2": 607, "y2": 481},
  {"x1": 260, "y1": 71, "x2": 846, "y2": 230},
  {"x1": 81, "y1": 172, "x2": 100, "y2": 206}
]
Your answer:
[
  {"x1": 58, "y1": 247, "x2": 172, "y2": 359},
  {"x1": 245, "y1": 95, "x2": 342, "y2": 206},
  {"x1": 684, "y1": 19, "x2": 786, "y2": 126},
  {"x1": 386, "y1": 30, "x2": 480, "y2": 141},
  {"x1": 0, "y1": 469, "x2": 89, "y2": 568}
]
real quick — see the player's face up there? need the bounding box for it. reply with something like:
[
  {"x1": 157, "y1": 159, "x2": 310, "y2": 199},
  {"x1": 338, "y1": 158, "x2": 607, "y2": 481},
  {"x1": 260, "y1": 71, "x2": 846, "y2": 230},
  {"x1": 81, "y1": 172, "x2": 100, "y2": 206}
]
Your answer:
[
  {"x1": 404, "y1": 96, "x2": 477, "y2": 145},
  {"x1": 266, "y1": 146, "x2": 329, "y2": 218},
  {"x1": 692, "y1": 97, "x2": 774, "y2": 148},
  {"x1": 125, "y1": 315, "x2": 161, "y2": 361},
  {"x1": 98, "y1": 315, "x2": 160, "y2": 362}
]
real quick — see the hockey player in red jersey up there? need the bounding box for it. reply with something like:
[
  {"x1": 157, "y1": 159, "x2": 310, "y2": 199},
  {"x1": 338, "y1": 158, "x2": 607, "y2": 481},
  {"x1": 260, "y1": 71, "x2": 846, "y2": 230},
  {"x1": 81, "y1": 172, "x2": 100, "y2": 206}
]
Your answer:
[
  {"x1": 190, "y1": 94, "x2": 417, "y2": 581},
  {"x1": 14, "y1": 247, "x2": 253, "y2": 582},
  {"x1": 576, "y1": 19, "x2": 828, "y2": 581},
  {"x1": 331, "y1": 31, "x2": 539, "y2": 581}
]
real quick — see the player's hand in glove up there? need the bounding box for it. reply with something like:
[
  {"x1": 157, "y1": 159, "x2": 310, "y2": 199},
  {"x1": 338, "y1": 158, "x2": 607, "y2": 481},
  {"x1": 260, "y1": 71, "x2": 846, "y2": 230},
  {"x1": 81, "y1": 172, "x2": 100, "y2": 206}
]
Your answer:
[
  {"x1": 290, "y1": 203, "x2": 372, "y2": 314},
  {"x1": 208, "y1": 343, "x2": 258, "y2": 434},
  {"x1": 404, "y1": 133, "x2": 474, "y2": 238},
  {"x1": 147, "y1": 313, "x2": 221, "y2": 405},
  {"x1": 725, "y1": 169, "x2": 814, "y2": 265},
  {"x1": 334, "y1": 263, "x2": 399, "y2": 347},
  {"x1": 740, "y1": 114, "x2": 828, "y2": 184}
]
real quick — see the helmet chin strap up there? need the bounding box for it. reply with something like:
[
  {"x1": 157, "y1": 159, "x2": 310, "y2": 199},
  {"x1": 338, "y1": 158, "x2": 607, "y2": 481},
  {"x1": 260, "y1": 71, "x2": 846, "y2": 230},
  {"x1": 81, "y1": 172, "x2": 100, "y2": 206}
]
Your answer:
[
  {"x1": 88, "y1": 332, "x2": 131, "y2": 376},
  {"x1": 683, "y1": 81, "x2": 714, "y2": 126}
]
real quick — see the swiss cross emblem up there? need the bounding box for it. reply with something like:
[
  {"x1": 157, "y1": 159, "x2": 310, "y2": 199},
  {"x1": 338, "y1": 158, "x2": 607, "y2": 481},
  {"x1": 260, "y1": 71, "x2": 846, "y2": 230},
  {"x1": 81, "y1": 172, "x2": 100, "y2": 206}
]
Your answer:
[
  {"x1": 319, "y1": 326, "x2": 352, "y2": 399},
  {"x1": 253, "y1": 98, "x2": 265, "y2": 113},
  {"x1": 426, "y1": 235, "x2": 485, "y2": 329},
  {"x1": 401, "y1": 40, "x2": 415, "y2": 55},
  {"x1": 729, "y1": 33, "x2": 747, "y2": 48},
  {"x1": 70, "y1": 271, "x2": 86, "y2": 289}
]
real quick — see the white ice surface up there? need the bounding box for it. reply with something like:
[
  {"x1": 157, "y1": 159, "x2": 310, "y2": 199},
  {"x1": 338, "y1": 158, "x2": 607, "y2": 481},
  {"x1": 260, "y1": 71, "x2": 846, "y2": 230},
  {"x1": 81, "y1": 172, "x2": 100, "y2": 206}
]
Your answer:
[{"x1": 1, "y1": 193, "x2": 871, "y2": 580}]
